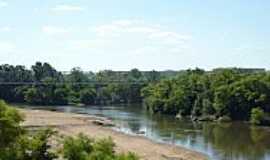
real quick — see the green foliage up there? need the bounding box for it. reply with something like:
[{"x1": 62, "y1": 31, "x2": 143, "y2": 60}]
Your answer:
[
  {"x1": 142, "y1": 71, "x2": 210, "y2": 115},
  {"x1": 115, "y1": 152, "x2": 139, "y2": 160},
  {"x1": 24, "y1": 84, "x2": 69, "y2": 105},
  {"x1": 214, "y1": 76, "x2": 270, "y2": 120},
  {"x1": 2, "y1": 61, "x2": 270, "y2": 122},
  {"x1": 62, "y1": 133, "x2": 94, "y2": 160},
  {"x1": 67, "y1": 67, "x2": 89, "y2": 93},
  {"x1": 0, "y1": 64, "x2": 32, "y2": 102},
  {"x1": 0, "y1": 101, "x2": 58, "y2": 160},
  {"x1": 32, "y1": 62, "x2": 62, "y2": 82},
  {"x1": 250, "y1": 107, "x2": 265, "y2": 125},
  {"x1": 88, "y1": 137, "x2": 115, "y2": 160},
  {"x1": 11, "y1": 129, "x2": 58, "y2": 160},
  {"x1": 80, "y1": 89, "x2": 97, "y2": 105},
  {"x1": 62, "y1": 134, "x2": 139, "y2": 160},
  {"x1": 0, "y1": 62, "x2": 151, "y2": 105},
  {"x1": 0, "y1": 100, "x2": 24, "y2": 150},
  {"x1": 142, "y1": 68, "x2": 270, "y2": 122},
  {"x1": 0, "y1": 101, "x2": 139, "y2": 160},
  {"x1": 24, "y1": 87, "x2": 42, "y2": 104}
]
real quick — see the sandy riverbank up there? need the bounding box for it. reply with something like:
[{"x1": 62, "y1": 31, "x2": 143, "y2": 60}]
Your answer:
[{"x1": 19, "y1": 108, "x2": 208, "y2": 160}]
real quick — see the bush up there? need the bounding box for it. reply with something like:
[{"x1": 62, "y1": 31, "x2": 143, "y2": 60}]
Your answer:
[
  {"x1": 250, "y1": 107, "x2": 265, "y2": 125},
  {"x1": 0, "y1": 101, "x2": 138, "y2": 160},
  {"x1": 0, "y1": 101, "x2": 57, "y2": 160},
  {"x1": 62, "y1": 133, "x2": 94, "y2": 160},
  {"x1": 62, "y1": 134, "x2": 139, "y2": 160},
  {"x1": 0, "y1": 100, "x2": 24, "y2": 149},
  {"x1": 12, "y1": 129, "x2": 58, "y2": 160}
]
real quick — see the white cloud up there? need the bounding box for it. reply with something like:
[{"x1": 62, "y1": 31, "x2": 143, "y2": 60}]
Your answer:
[
  {"x1": 0, "y1": 26, "x2": 11, "y2": 32},
  {"x1": 149, "y1": 31, "x2": 190, "y2": 41},
  {"x1": 42, "y1": 26, "x2": 70, "y2": 35},
  {"x1": 0, "y1": 42, "x2": 15, "y2": 53},
  {"x1": 233, "y1": 46, "x2": 266, "y2": 55},
  {"x1": 74, "y1": 20, "x2": 192, "y2": 55},
  {"x1": 93, "y1": 20, "x2": 191, "y2": 44},
  {"x1": 52, "y1": 4, "x2": 84, "y2": 12},
  {"x1": 0, "y1": 1, "x2": 7, "y2": 8}
]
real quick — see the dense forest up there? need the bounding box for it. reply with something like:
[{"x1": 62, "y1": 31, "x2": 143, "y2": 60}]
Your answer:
[
  {"x1": 142, "y1": 68, "x2": 270, "y2": 124},
  {"x1": 1, "y1": 62, "x2": 270, "y2": 125}
]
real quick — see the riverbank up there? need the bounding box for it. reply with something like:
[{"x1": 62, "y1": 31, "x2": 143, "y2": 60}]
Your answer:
[{"x1": 19, "y1": 108, "x2": 208, "y2": 160}]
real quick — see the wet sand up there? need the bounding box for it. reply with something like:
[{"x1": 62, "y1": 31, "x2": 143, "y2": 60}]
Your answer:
[{"x1": 19, "y1": 109, "x2": 208, "y2": 160}]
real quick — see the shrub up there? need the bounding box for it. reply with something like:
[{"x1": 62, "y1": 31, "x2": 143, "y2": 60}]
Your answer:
[
  {"x1": 62, "y1": 134, "x2": 139, "y2": 160},
  {"x1": 0, "y1": 101, "x2": 57, "y2": 160},
  {"x1": 0, "y1": 100, "x2": 24, "y2": 149},
  {"x1": 0, "y1": 101, "x2": 139, "y2": 160},
  {"x1": 13, "y1": 129, "x2": 58, "y2": 160},
  {"x1": 62, "y1": 133, "x2": 94, "y2": 160},
  {"x1": 250, "y1": 107, "x2": 265, "y2": 125}
]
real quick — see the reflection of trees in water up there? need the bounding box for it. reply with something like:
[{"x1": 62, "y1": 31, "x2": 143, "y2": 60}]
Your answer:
[
  {"x1": 140, "y1": 113, "x2": 270, "y2": 160},
  {"x1": 124, "y1": 104, "x2": 145, "y2": 133},
  {"x1": 127, "y1": 121, "x2": 142, "y2": 133},
  {"x1": 121, "y1": 106, "x2": 270, "y2": 160},
  {"x1": 146, "y1": 114, "x2": 203, "y2": 144},
  {"x1": 202, "y1": 123, "x2": 270, "y2": 160}
]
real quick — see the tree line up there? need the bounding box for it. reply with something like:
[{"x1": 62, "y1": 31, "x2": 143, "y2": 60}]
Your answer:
[
  {"x1": 0, "y1": 62, "x2": 166, "y2": 105},
  {"x1": 1, "y1": 62, "x2": 270, "y2": 124},
  {"x1": 142, "y1": 68, "x2": 270, "y2": 125}
]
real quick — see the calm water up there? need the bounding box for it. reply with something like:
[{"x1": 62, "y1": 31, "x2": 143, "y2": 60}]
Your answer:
[{"x1": 18, "y1": 104, "x2": 270, "y2": 160}]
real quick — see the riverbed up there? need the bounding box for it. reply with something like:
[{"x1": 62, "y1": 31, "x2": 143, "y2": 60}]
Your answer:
[{"x1": 17, "y1": 104, "x2": 270, "y2": 160}]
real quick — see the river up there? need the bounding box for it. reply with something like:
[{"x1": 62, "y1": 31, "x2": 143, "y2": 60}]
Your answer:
[{"x1": 17, "y1": 104, "x2": 270, "y2": 160}]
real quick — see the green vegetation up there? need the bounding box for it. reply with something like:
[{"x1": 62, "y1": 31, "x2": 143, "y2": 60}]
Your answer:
[
  {"x1": 62, "y1": 134, "x2": 138, "y2": 160},
  {"x1": 0, "y1": 100, "x2": 57, "y2": 160},
  {"x1": 0, "y1": 62, "x2": 166, "y2": 105},
  {"x1": 142, "y1": 68, "x2": 270, "y2": 123},
  {"x1": 0, "y1": 100, "x2": 139, "y2": 160},
  {"x1": 0, "y1": 100, "x2": 24, "y2": 151},
  {"x1": 79, "y1": 89, "x2": 97, "y2": 105},
  {"x1": 1, "y1": 62, "x2": 270, "y2": 124},
  {"x1": 250, "y1": 108, "x2": 265, "y2": 125}
]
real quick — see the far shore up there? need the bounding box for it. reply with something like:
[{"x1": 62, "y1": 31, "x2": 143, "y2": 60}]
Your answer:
[{"x1": 19, "y1": 108, "x2": 208, "y2": 160}]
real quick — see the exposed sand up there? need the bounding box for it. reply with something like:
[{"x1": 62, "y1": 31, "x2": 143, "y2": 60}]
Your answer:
[{"x1": 19, "y1": 109, "x2": 208, "y2": 160}]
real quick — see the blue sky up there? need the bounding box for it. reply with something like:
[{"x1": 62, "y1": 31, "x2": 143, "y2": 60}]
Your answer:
[{"x1": 0, "y1": 0, "x2": 269, "y2": 71}]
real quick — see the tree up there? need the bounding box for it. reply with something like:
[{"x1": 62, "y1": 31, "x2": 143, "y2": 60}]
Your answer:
[
  {"x1": 142, "y1": 68, "x2": 270, "y2": 122},
  {"x1": 146, "y1": 70, "x2": 160, "y2": 83},
  {"x1": 129, "y1": 68, "x2": 142, "y2": 80},
  {"x1": 24, "y1": 87, "x2": 43, "y2": 104},
  {"x1": 53, "y1": 87, "x2": 69, "y2": 105},
  {"x1": 80, "y1": 89, "x2": 96, "y2": 105},
  {"x1": 32, "y1": 62, "x2": 62, "y2": 82}
]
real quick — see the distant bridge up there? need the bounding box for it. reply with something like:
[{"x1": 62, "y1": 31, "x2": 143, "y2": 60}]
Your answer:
[{"x1": 0, "y1": 81, "x2": 147, "y2": 86}]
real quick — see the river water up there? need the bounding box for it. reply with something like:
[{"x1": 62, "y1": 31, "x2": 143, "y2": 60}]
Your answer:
[{"x1": 18, "y1": 104, "x2": 270, "y2": 160}]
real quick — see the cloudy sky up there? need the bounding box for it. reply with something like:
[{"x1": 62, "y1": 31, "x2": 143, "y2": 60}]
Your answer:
[{"x1": 0, "y1": 0, "x2": 269, "y2": 71}]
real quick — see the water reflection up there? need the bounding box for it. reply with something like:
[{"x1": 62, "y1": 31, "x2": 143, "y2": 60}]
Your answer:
[
  {"x1": 147, "y1": 114, "x2": 270, "y2": 160},
  {"x1": 17, "y1": 104, "x2": 270, "y2": 160}
]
